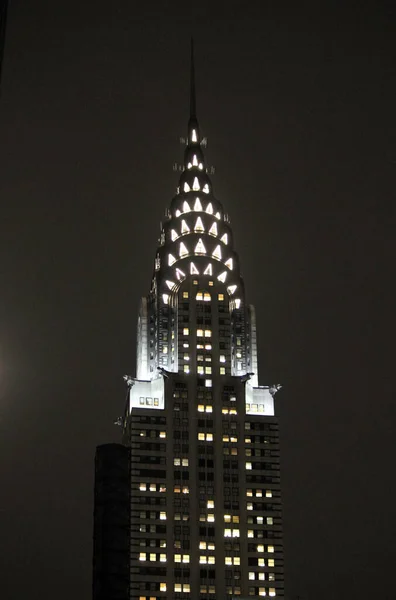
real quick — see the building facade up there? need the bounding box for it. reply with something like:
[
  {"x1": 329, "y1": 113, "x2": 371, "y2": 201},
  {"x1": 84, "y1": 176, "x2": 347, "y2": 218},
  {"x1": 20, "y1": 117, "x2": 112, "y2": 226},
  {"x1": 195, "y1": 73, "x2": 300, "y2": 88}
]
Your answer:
[{"x1": 93, "y1": 48, "x2": 284, "y2": 600}]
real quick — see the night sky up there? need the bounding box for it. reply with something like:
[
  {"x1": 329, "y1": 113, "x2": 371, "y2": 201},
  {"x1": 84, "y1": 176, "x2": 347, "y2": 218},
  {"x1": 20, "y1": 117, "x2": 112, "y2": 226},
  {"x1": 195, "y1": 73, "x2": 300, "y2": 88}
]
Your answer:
[{"x1": 0, "y1": 2, "x2": 395, "y2": 599}]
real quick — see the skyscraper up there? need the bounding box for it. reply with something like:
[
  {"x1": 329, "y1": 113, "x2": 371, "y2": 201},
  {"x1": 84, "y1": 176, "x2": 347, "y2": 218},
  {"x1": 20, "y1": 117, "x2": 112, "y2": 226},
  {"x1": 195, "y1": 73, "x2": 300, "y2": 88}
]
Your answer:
[{"x1": 93, "y1": 44, "x2": 284, "y2": 600}]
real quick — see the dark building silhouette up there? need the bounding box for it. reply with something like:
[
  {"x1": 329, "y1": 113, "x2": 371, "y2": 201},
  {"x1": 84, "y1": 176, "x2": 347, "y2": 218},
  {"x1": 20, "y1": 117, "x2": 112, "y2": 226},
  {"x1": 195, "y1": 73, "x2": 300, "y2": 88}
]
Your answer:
[{"x1": 93, "y1": 43, "x2": 284, "y2": 600}]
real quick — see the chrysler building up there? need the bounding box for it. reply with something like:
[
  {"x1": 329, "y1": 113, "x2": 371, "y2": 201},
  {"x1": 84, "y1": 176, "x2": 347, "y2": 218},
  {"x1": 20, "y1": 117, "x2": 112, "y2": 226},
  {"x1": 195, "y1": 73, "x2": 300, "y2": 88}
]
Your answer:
[{"x1": 92, "y1": 44, "x2": 284, "y2": 600}]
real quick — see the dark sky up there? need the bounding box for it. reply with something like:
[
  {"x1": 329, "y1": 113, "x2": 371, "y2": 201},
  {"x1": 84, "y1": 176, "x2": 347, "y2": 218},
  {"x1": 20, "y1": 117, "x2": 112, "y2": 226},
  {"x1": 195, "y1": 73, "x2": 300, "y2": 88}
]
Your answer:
[{"x1": 0, "y1": 1, "x2": 395, "y2": 599}]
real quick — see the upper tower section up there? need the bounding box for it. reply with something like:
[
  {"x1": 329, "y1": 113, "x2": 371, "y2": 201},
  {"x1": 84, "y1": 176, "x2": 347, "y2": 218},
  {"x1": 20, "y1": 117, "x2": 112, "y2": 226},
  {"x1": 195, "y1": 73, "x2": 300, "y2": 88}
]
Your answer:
[{"x1": 136, "y1": 42, "x2": 259, "y2": 391}]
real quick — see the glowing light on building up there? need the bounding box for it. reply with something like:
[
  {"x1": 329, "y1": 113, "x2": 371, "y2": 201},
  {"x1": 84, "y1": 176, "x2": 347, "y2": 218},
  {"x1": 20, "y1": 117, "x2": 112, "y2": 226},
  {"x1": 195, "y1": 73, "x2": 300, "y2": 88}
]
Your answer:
[
  {"x1": 212, "y1": 244, "x2": 222, "y2": 260},
  {"x1": 195, "y1": 238, "x2": 206, "y2": 255},
  {"x1": 181, "y1": 219, "x2": 190, "y2": 234},
  {"x1": 209, "y1": 222, "x2": 218, "y2": 236},
  {"x1": 225, "y1": 258, "x2": 233, "y2": 270},
  {"x1": 220, "y1": 233, "x2": 228, "y2": 244},
  {"x1": 194, "y1": 216, "x2": 204, "y2": 232},
  {"x1": 217, "y1": 271, "x2": 227, "y2": 283},
  {"x1": 203, "y1": 263, "x2": 213, "y2": 276},
  {"x1": 168, "y1": 254, "x2": 176, "y2": 266},
  {"x1": 194, "y1": 197, "x2": 203, "y2": 211},
  {"x1": 190, "y1": 262, "x2": 199, "y2": 275},
  {"x1": 179, "y1": 242, "x2": 188, "y2": 257}
]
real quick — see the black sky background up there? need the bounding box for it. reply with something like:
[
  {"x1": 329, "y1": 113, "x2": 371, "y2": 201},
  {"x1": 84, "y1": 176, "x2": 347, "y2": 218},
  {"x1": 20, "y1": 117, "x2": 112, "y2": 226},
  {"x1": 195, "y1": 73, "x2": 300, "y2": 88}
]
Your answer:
[{"x1": 0, "y1": 1, "x2": 395, "y2": 598}]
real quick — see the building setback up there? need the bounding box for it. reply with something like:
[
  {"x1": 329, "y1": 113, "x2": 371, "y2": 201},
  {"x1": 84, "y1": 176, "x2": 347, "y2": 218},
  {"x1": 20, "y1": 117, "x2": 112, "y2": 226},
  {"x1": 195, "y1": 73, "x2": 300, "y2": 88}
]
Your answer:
[{"x1": 93, "y1": 44, "x2": 284, "y2": 600}]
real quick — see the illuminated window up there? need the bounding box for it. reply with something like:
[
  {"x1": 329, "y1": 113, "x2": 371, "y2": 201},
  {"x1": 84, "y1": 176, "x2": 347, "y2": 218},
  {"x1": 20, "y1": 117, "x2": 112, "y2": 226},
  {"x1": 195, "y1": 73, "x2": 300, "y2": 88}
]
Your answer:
[
  {"x1": 174, "y1": 458, "x2": 181, "y2": 466},
  {"x1": 204, "y1": 292, "x2": 211, "y2": 301},
  {"x1": 198, "y1": 433, "x2": 205, "y2": 441},
  {"x1": 159, "y1": 511, "x2": 166, "y2": 520},
  {"x1": 257, "y1": 544, "x2": 265, "y2": 552},
  {"x1": 199, "y1": 556, "x2": 207, "y2": 564},
  {"x1": 183, "y1": 353, "x2": 190, "y2": 361},
  {"x1": 203, "y1": 183, "x2": 210, "y2": 194},
  {"x1": 268, "y1": 545, "x2": 275, "y2": 553},
  {"x1": 195, "y1": 238, "x2": 206, "y2": 254},
  {"x1": 171, "y1": 229, "x2": 178, "y2": 241},
  {"x1": 246, "y1": 462, "x2": 252, "y2": 470},
  {"x1": 266, "y1": 490, "x2": 273, "y2": 498},
  {"x1": 209, "y1": 222, "x2": 218, "y2": 236},
  {"x1": 249, "y1": 572, "x2": 255, "y2": 580},
  {"x1": 139, "y1": 483, "x2": 146, "y2": 491},
  {"x1": 199, "y1": 541, "x2": 207, "y2": 549},
  {"x1": 181, "y1": 219, "x2": 190, "y2": 234},
  {"x1": 232, "y1": 529, "x2": 240, "y2": 537},
  {"x1": 258, "y1": 558, "x2": 265, "y2": 567},
  {"x1": 224, "y1": 514, "x2": 231, "y2": 523},
  {"x1": 218, "y1": 271, "x2": 227, "y2": 283},
  {"x1": 193, "y1": 177, "x2": 200, "y2": 191},
  {"x1": 247, "y1": 502, "x2": 253, "y2": 511},
  {"x1": 205, "y1": 379, "x2": 212, "y2": 388},
  {"x1": 182, "y1": 486, "x2": 189, "y2": 494},
  {"x1": 168, "y1": 254, "x2": 176, "y2": 267},
  {"x1": 192, "y1": 129, "x2": 197, "y2": 142},
  {"x1": 207, "y1": 500, "x2": 214, "y2": 509},
  {"x1": 203, "y1": 263, "x2": 213, "y2": 276},
  {"x1": 206, "y1": 433, "x2": 213, "y2": 441},
  {"x1": 215, "y1": 211, "x2": 221, "y2": 219},
  {"x1": 221, "y1": 232, "x2": 228, "y2": 244},
  {"x1": 198, "y1": 404, "x2": 204, "y2": 412},
  {"x1": 196, "y1": 291, "x2": 203, "y2": 300},
  {"x1": 179, "y1": 242, "x2": 188, "y2": 258},
  {"x1": 248, "y1": 529, "x2": 254, "y2": 538},
  {"x1": 205, "y1": 366, "x2": 212, "y2": 374},
  {"x1": 225, "y1": 556, "x2": 232, "y2": 565},
  {"x1": 160, "y1": 553, "x2": 166, "y2": 562},
  {"x1": 183, "y1": 291, "x2": 189, "y2": 298},
  {"x1": 184, "y1": 182, "x2": 190, "y2": 193},
  {"x1": 268, "y1": 573, "x2": 275, "y2": 581},
  {"x1": 225, "y1": 258, "x2": 233, "y2": 270},
  {"x1": 197, "y1": 329, "x2": 204, "y2": 337},
  {"x1": 204, "y1": 329, "x2": 212, "y2": 337},
  {"x1": 205, "y1": 405, "x2": 213, "y2": 413},
  {"x1": 205, "y1": 344, "x2": 212, "y2": 350},
  {"x1": 174, "y1": 485, "x2": 181, "y2": 493},
  {"x1": 175, "y1": 209, "x2": 181, "y2": 217},
  {"x1": 235, "y1": 298, "x2": 241, "y2": 309},
  {"x1": 267, "y1": 517, "x2": 274, "y2": 525},
  {"x1": 183, "y1": 200, "x2": 191, "y2": 212},
  {"x1": 206, "y1": 202, "x2": 213, "y2": 214},
  {"x1": 257, "y1": 516, "x2": 264, "y2": 524},
  {"x1": 220, "y1": 367, "x2": 226, "y2": 375},
  {"x1": 182, "y1": 554, "x2": 190, "y2": 563},
  {"x1": 197, "y1": 366, "x2": 204, "y2": 375},
  {"x1": 208, "y1": 280, "x2": 213, "y2": 286},
  {"x1": 224, "y1": 528, "x2": 232, "y2": 537},
  {"x1": 193, "y1": 279, "x2": 198, "y2": 285},
  {"x1": 182, "y1": 458, "x2": 189, "y2": 466},
  {"x1": 194, "y1": 197, "x2": 203, "y2": 211},
  {"x1": 212, "y1": 244, "x2": 222, "y2": 260},
  {"x1": 268, "y1": 559, "x2": 275, "y2": 567},
  {"x1": 234, "y1": 556, "x2": 241, "y2": 565},
  {"x1": 207, "y1": 514, "x2": 215, "y2": 522},
  {"x1": 160, "y1": 583, "x2": 167, "y2": 592},
  {"x1": 259, "y1": 588, "x2": 266, "y2": 597},
  {"x1": 183, "y1": 328, "x2": 189, "y2": 335},
  {"x1": 194, "y1": 216, "x2": 204, "y2": 232},
  {"x1": 174, "y1": 583, "x2": 182, "y2": 592},
  {"x1": 139, "y1": 552, "x2": 146, "y2": 561},
  {"x1": 175, "y1": 554, "x2": 181, "y2": 562},
  {"x1": 183, "y1": 365, "x2": 190, "y2": 374}
]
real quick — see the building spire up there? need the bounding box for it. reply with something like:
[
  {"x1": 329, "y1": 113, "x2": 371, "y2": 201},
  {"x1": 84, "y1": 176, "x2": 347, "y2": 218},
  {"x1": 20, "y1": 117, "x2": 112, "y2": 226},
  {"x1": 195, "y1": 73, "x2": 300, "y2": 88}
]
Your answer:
[{"x1": 190, "y1": 37, "x2": 196, "y2": 119}]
